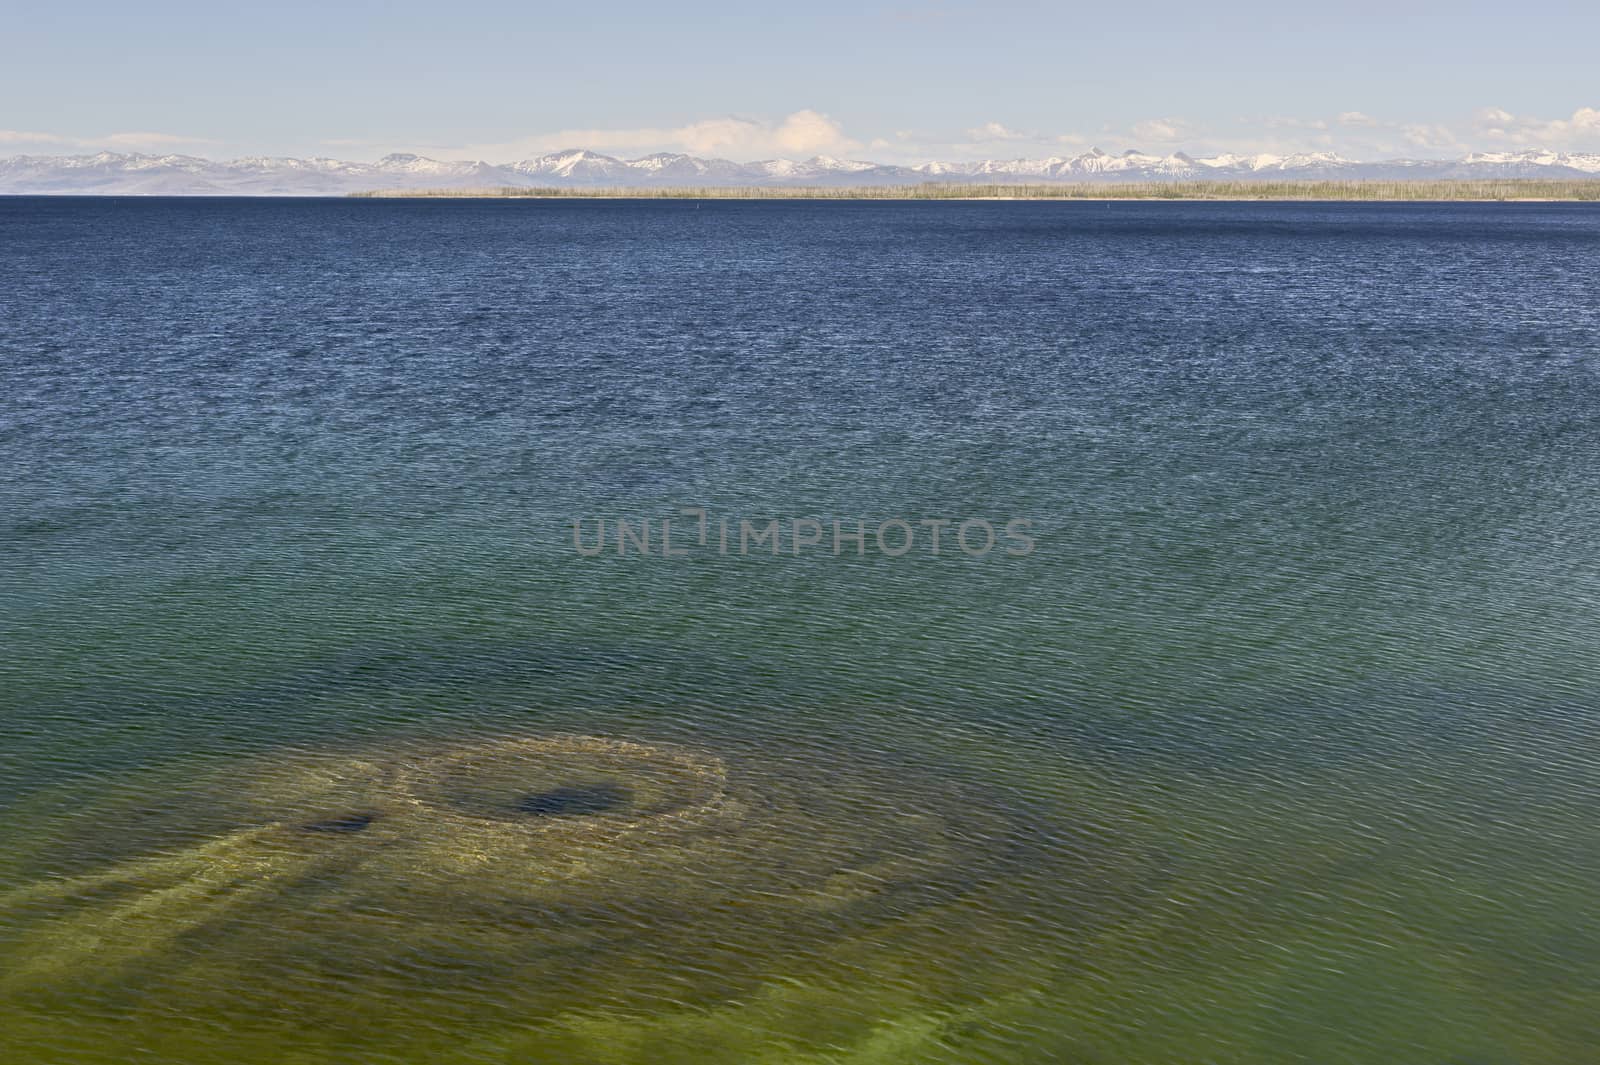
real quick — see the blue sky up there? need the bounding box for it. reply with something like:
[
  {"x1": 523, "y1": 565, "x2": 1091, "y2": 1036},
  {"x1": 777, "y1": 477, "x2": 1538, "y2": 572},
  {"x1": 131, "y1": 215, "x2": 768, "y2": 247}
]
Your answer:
[{"x1": 4, "y1": 1, "x2": 1598, "y2": 161}]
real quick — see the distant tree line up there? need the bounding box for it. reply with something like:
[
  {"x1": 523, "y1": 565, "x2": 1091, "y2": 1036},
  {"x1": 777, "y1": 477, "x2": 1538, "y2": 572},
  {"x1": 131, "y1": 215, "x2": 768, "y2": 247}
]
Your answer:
[{"x1": 349, "y1": 180, "x2": 1600, "y2": 202}]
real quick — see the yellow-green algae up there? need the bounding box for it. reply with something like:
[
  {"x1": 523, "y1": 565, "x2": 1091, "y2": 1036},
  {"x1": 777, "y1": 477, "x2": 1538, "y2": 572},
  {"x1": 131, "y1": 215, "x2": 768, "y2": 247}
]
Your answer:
[
  {"x1": 4, "y1": 722, "x2": 1593, "y2": 1063},
  {"x1": 0, "y1": 731, "x2": 1143, "y2": 1062}
]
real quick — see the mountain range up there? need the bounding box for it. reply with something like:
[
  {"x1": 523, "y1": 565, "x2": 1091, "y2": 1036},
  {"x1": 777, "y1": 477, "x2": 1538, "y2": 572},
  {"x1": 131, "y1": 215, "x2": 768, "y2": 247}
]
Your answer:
[{"x1": 4, "y1": 147, "x2": 1599, "y2": 195}]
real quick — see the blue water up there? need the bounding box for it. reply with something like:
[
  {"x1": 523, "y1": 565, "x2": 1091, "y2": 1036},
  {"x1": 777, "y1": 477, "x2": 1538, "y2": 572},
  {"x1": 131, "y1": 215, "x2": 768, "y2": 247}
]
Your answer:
[{"x1": 2, "y1": 197, "x2": 1599, "y2": 1064}]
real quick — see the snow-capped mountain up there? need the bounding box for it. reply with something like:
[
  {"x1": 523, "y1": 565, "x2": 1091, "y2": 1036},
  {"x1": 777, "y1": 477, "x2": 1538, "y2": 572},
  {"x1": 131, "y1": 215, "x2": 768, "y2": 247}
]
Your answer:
[
  {"x1": 506, "y1": 149, "x2": 638, "y2": 182},
  {"x1": 2, "y1": 147, "x2": 1598, "y2": 195},
  {"x1": 1455, "y1": 150, "x2": 1600, "y2": 175}
]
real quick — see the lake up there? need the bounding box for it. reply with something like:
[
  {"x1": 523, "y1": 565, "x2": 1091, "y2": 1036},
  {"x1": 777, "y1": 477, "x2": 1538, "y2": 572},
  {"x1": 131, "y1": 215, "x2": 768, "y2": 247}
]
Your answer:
[{"x1": 2, "y1": 196, "x2": 1598, "y2": 1063}]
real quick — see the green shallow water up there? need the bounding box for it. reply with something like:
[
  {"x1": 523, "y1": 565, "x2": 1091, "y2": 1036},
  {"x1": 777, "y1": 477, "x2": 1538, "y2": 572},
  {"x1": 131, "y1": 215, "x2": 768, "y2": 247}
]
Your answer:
[
  {"x1": 4, "y1": 695, "x2": 1596, "y2": 1064},
  {"x1": 2, "y1": 197, "x2": 1600, "y2": 1062}
]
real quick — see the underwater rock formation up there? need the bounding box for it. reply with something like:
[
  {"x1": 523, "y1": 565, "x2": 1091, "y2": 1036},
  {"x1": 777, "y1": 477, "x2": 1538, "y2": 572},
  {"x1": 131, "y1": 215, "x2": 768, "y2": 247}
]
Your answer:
[{"x1": 0, "y1": 733, "x2": 1085, "y2": 1023}]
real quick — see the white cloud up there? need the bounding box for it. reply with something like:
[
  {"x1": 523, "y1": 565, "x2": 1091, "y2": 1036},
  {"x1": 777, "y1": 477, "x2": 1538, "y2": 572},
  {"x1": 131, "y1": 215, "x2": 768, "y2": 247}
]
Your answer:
[
  {"x1": 1265, "y1": 116, "x2": 1329, "y2": 131},
  {"x1": 0, "y1": 129, "x2": 217, "y2": 152},
  {"x1": 102, "y1": 131, "x2": 220, "y2": 150},
  {"x1": 0, "y1": 130, "x2": 68, "y2": 145},
  {"x1": 9, "y1": 105, "x2": 1600, "y2": 166},
  {"x1": 770, "y1": 110, "x2": 857, "y2": 155},
  {"x1": 966, "y1": 121, "x2": 1026, "y2": 142},
  {"x1": 1471, "y1": 105, "x2": 1600, "y2": 148},
  {"x1": 1130, "y1": 117, "x2": 1188, "y2": 142},
  {"x1": 523, "y1": 106, "x2": 1599, "y2": 163},
  {"x1": 1401, "y1": 123, "x2": 1466, "y2": 151},
  {"x1": 437, "y1": 109, "x2": 861, "y2": 162}
]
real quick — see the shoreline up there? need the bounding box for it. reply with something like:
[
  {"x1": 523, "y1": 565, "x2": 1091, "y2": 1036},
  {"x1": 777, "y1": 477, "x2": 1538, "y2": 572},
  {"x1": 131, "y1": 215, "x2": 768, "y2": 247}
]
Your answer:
[
  {"x1": 347, "y1": 180, "x2": 1600, "y2": 203},
  {"x1": 353, "y1": 194, "x2": 1585, "y2": 203}
]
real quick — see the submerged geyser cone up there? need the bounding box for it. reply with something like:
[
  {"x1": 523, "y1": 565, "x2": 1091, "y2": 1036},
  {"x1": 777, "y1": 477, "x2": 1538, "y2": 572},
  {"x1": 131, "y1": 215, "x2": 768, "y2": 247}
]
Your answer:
[
  {"x1": 404, "y1": 735, "x2": 727, "y2": 829},
  {"x1": 0, "y1": 732, "x2": 1081, "y2": 1021},
  {"x1": 518, "y1": 783, "x2": 629, "y2": 816},
  {"x1": 299, "y1": 812, "x2": 377, "y2": 833}
]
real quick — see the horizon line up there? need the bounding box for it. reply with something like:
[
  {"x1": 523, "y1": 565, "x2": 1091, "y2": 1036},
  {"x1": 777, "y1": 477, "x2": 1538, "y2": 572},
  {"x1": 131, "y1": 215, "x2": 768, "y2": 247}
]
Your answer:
[{"x1": 7, "y1": 145, "x2": 1600, "y2": 169}]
